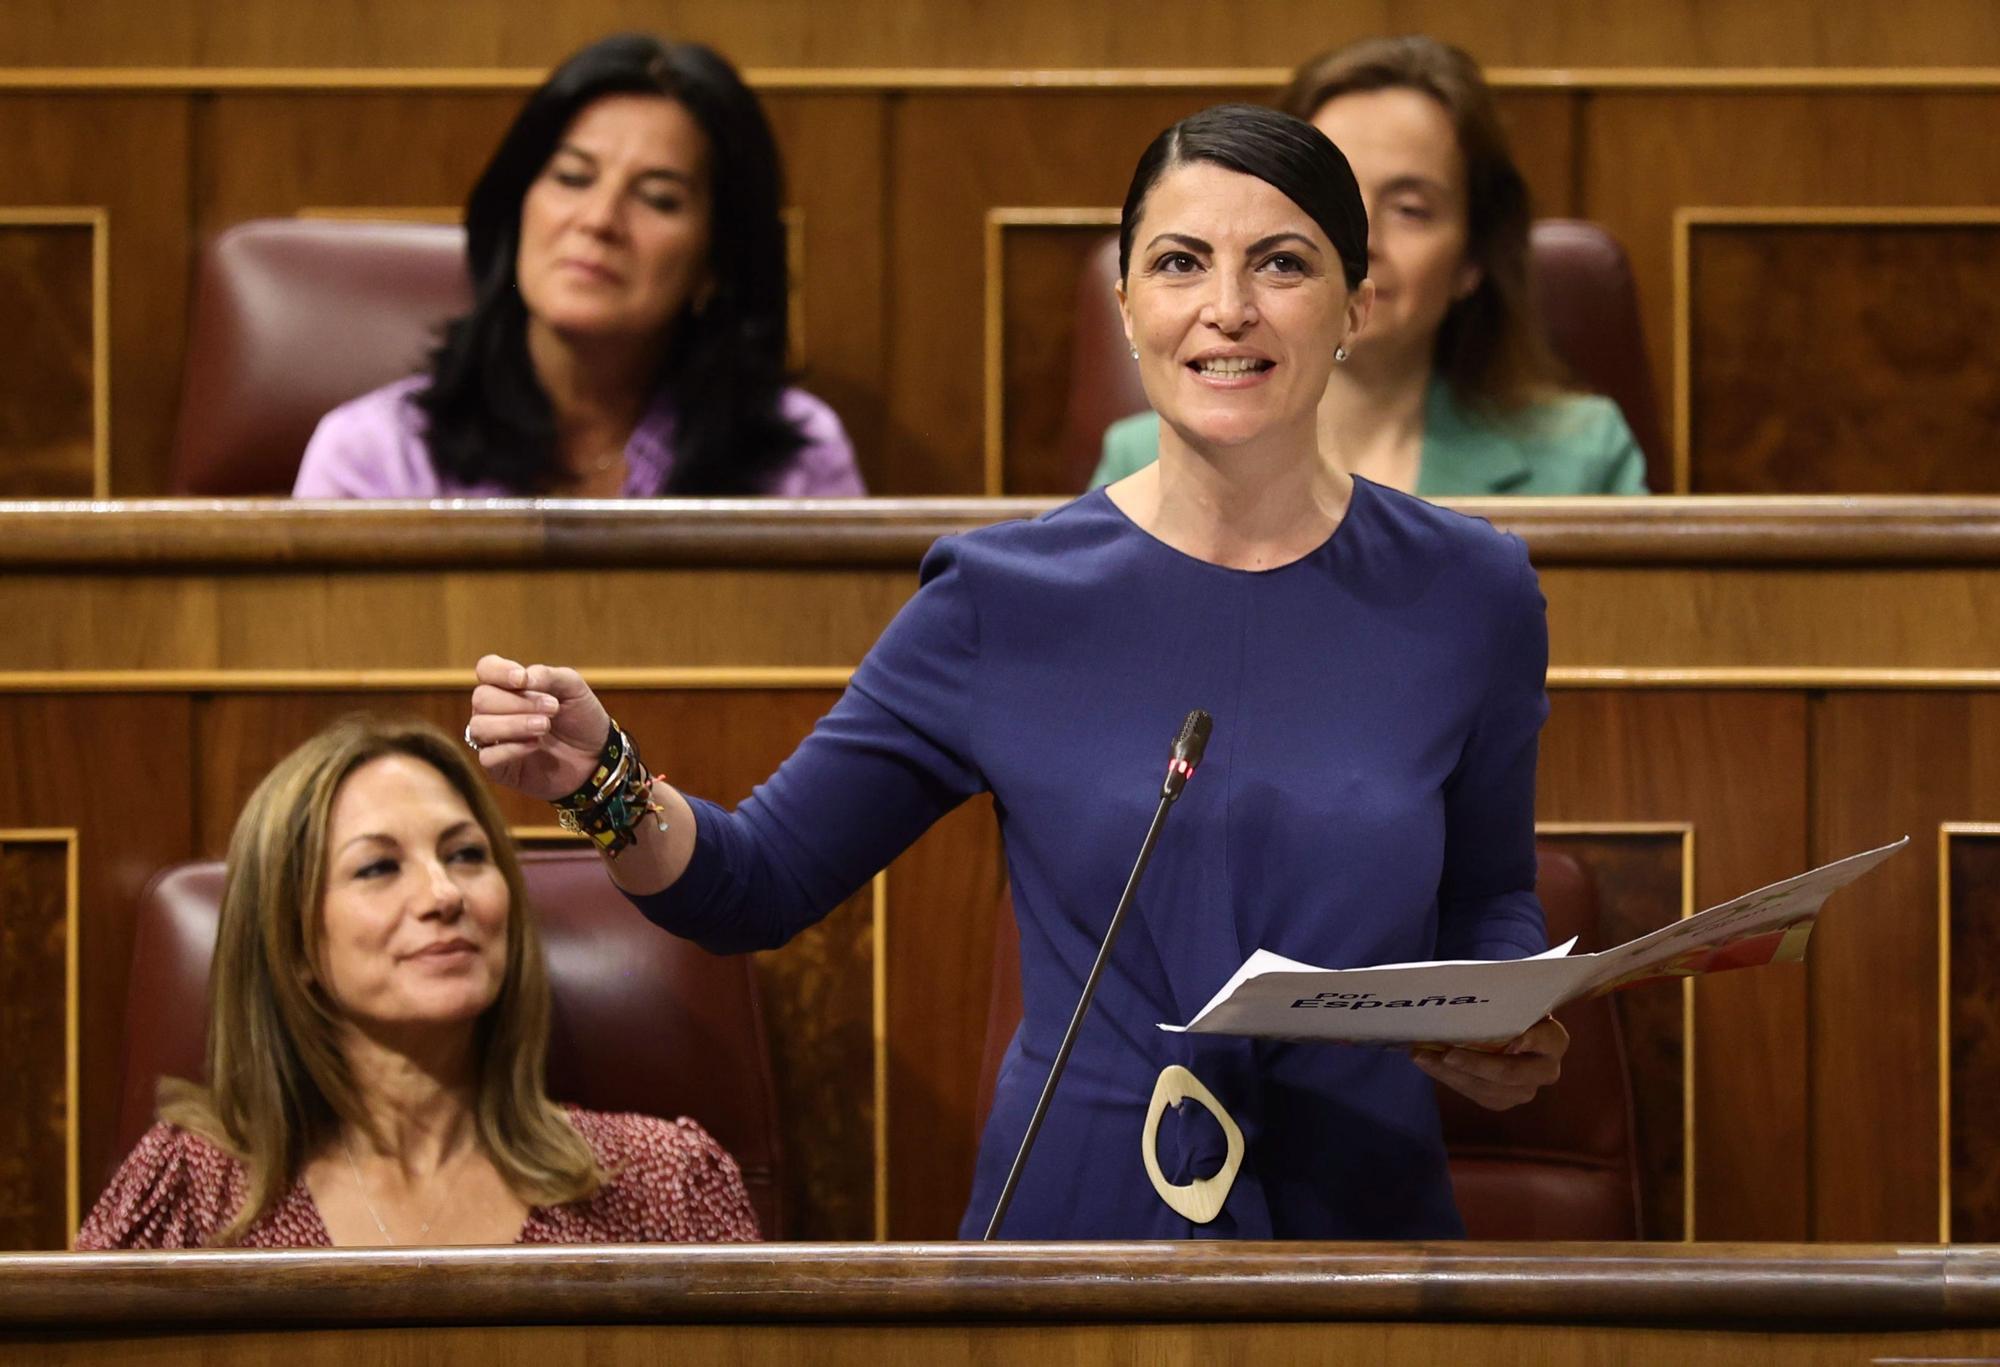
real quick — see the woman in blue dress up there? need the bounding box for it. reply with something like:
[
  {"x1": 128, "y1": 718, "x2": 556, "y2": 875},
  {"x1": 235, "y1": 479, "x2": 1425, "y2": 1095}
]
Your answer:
[{"x1": 467, "y1": 104, "x2": 1568, "y2": 1240}]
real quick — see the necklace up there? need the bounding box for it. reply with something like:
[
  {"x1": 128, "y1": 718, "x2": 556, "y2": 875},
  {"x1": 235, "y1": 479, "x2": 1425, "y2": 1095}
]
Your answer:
[{"x1": 338, "y1": 1131, "x2": 469, "y2": 1245}]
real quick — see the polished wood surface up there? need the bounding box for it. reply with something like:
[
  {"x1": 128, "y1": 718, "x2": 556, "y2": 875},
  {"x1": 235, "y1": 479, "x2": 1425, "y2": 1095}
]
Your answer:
[
  {"x1": 7, "y1": 1242, "x2": 2000, "y2": 1325},
  {"x1": 0, "y1": 839, "x2": 70, "y2": 1251},
  {"x1": 1949, "y1": 831, "x2": 2000, "y2": 1242},
  {"x1": 11, "y1": 0, "x2": 2000, "y2": 69},
  {"x1": 2, "y1": 500, "x2": 1999, "y2": 1246},
  {"x1": 7, "y1": 1242, "x2": 2000, "y2": 1364},
  {"x1": 1689, "y1": 220, "x2": 2000, "y2": 493},
  {"x1": 0, "y1": 221, "x2": 95, "y2": 497}
]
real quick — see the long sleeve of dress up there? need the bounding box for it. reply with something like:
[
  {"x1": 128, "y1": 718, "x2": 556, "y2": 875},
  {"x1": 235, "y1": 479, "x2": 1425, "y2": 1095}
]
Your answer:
[
  {"x1": 626, "y1": 537, "x2": 987, "y2": 953},
  {"x1": 1434, "y1": 537, "x2": 1550, "y2": 963}
]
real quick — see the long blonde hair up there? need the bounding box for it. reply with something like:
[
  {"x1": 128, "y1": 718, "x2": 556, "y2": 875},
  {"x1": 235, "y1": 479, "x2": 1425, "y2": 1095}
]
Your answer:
[{"x1": 160, "y1": 713, "x2": 601, "y2": 1243}]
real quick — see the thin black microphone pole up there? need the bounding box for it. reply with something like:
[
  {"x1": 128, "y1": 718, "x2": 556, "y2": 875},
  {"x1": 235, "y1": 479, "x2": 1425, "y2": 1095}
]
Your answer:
[{"x1": 983, "y1": 709, "x2": 1212, "y2": 1240}]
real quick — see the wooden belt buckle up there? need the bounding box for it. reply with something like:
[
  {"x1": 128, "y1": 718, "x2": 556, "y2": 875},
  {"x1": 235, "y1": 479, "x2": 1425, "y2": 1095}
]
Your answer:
[{"x1": 1140, "y1": 1064, "x2": 1244, "y2": 1224}]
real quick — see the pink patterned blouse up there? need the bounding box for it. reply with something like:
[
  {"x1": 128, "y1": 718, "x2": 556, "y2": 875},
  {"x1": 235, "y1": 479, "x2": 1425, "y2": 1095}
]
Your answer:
[{"x1": 76, "y1": 1108, "x2": 760, "y2": 1249}]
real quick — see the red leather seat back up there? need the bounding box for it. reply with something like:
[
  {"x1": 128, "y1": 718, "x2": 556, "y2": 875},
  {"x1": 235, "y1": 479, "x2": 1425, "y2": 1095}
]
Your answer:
[
  {"x1": 1528, "y1": 219, "x2": 1666, "y2": 492},
  {"x1": 114, "y1": 851, "x2": 785, "y2": 1237},
  {"x1": 169, "y1": 219, "x2": 473, "y2": 494},
  {"x1": 974, "y1": 843, "x2": 1643, "y2": 1239},
  {"x1": 1055, "y1": 223, "x2": 1664, "y2": 492}
]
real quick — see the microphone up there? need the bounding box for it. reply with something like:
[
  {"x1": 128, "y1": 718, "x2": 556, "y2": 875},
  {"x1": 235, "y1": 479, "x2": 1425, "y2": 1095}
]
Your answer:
[{"x1": 983, "y1": 708, "x2": 1214, "y2": 1239}]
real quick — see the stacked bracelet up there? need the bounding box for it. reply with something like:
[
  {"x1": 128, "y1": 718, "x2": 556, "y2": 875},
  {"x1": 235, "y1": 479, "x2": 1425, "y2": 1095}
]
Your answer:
[{"x1": 552, "y1": 718, "x2": 668, "y2": 857}]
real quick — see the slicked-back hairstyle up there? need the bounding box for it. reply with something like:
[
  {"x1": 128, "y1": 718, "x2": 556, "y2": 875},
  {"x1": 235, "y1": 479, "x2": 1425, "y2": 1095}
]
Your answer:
[
  {"x1": 157, "y1": 713, "x2": 602, "y2": 1244},
  {"x1": 1117, "y1": 103, "x2": 1369, "y2": 290},
  {"x1": 1280, "y1": 35, "x2": 1563, "y2": 414},
  {"x1": 415, "y1": 33, "x2": 805, "y2": 493}
]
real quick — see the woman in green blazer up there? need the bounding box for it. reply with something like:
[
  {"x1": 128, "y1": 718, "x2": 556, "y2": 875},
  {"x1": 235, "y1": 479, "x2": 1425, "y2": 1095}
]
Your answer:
[{"x1": 1092, "y1": 36, "x2": 1649, "y2": 498}]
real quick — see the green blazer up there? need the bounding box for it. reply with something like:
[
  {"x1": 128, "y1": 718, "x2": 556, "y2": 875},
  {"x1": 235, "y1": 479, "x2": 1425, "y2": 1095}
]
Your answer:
[{"x1": 1089, "y1": 379, "x2": 1651, "y2": 496}]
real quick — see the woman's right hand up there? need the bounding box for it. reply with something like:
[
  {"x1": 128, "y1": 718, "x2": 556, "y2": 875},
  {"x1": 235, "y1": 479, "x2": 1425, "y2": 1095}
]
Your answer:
[{"x1": 468, "y1": 655, "x2": 613, "y2": 801}]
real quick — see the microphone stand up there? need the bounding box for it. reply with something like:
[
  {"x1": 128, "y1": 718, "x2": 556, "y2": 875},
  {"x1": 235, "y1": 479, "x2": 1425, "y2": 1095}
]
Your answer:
[{"x1": 982, "y1": 710, "x2": 1210, "y2": 1240}]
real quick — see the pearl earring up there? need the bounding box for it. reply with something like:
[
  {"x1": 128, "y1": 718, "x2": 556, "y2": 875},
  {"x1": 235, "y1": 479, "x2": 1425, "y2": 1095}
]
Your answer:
[
  {"x1": 1130, "y1": 346, "x2": 1139, "y2": 360},
  {"x1": 1334, "y1": 346, "x2": 1349, "y2": 362}
]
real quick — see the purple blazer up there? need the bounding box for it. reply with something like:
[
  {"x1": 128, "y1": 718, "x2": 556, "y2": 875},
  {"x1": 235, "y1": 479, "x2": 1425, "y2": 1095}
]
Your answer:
[{"x1": 292, "y1": 375, "x2": 865, "y2": 498}]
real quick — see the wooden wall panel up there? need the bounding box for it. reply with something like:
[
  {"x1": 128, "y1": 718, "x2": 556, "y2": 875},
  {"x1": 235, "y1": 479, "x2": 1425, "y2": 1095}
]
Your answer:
[
  {"x1": 1540, "y1": 830, "x2": 1687, "y2": 1240},
  {"x1": 1688, "y1": 221, "x2": 2000, "y2": 493},
  {"x1": 0, "y1": 95, "x2": 189, "y2": 495},
  {"x1": 1809, "y1": 693, "x2": 2000, "y2": 1242},
  {"x1": 883, "y1": 797, "x2": 1005, "y2": 1240},
  {"x1": 995, "y1": 219, "x2": 1120, "y2": 496},
  {"x1": 759, "y1": 95, "x2": 890, "y2": 487},
  {"x1": 1538, "y1": 691, "x2": 1809, "y2": 1239},
  {"x1": 10, "y1": 0, "x2": 2000, "y2": 69},
  {"x1": 1947, "y1": 831, "x2": 2000, "y2": 1242},
  {"x1": 1579, "y1": 91, "x2": 2000, "y2": 492},
  {"x1": 0, "y1": 698, "x2": 194, "y2": 1221},
  {"x1": 0, "y1": 223, "x2": 95, "y2": 496},
  {"x1": 884, "y1": 89, "x2": 1264, "y2": 494},
  {"x1": 0, "y1": 839, "x2": 70, "y2": 1251}
]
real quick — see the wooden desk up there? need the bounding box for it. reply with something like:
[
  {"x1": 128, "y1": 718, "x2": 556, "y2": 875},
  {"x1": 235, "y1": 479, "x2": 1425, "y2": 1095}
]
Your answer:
[
  {"x1": 2, "y1": 497, "x2": 1998, "y2": 1250},
  {"x1": 5, "y1": 1242, "x2": 2000, "y2": 1365}
]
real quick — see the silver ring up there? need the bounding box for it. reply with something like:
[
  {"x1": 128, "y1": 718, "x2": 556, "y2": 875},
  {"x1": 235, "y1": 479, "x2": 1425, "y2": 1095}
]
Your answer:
[{"x1": 463, "y1": 722, "x2": 482, "y2": 753}]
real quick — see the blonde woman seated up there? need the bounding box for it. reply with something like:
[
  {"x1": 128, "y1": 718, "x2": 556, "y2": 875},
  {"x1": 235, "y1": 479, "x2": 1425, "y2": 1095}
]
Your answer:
[{"x1": 79, "y1": 715, "x2": 758, "y2": 1248}]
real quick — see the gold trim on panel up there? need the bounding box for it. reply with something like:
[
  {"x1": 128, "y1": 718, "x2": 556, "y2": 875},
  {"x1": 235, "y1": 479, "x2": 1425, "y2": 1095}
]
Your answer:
[
  {"x1": 871, "y1": 871, "x2": 889, "y2": 1242},
  {"x1": 982, "y1": 208, "x2": 1123, "y2": 496},
  {"x1": 0, "y1": 667, "x2": 857, "y2": 693},
  {"x1": 1547, "y1": 668, "x2": 2000, "y2": 690},
  {"x1": 1535, "y1": 820, "x2": 1697, "y2": 1240},
  {"x1": 6, "y1": 666, "x2": 2000, "y2": 695},
  {"x1": 4, "y1": 66, "x2": 2000, "y2": 93},
  {"x1": 0, "y1": 208, "x2": 111, "y2": 498},
  {"x1": 1673, "y1": 207, "x2": 2000, "y2": 497},
  {"x1": 1936, "y1": 822, "x2": 2000, "y2": 1244},
  {"x1": 0, "y1": 828, "x2": 82, "y2": 1247}
]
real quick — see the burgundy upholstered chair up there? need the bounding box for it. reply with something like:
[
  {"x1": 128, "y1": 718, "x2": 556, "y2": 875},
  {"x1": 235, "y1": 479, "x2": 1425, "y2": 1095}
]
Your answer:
[
  {"x1": 112, "y1": 849, "x2": 786, "y2": 1237},
  {"x1": 974, "y1": 842, "x2": 1644, "y2": 1240},
  {"x1": 1051, "y1": 221, "x2": 1666, "y2": 493},
  {"x1": 169, "y1": 218, "x2": 472, "y2": 494}
]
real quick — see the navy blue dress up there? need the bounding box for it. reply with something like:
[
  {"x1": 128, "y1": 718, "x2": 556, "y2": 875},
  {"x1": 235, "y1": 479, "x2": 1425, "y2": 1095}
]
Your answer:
[{"x1": 629, "y1": 479, "x2": 1550, "y2": 1239}]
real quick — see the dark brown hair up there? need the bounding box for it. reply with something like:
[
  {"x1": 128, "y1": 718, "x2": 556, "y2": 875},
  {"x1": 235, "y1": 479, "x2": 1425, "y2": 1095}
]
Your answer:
[
  {"x1": 1118, "y1": 104, "x2": 1369, "y2": 291},
  {"x1": 1280, "y1": 35, "x2": 1564, "y2": 414}
]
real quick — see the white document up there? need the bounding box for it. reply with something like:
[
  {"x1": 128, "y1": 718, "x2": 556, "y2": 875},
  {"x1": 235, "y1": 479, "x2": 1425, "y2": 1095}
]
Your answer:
[{"x1": 1161, "y1": 837, "x2": 1908, "y2": 1047}]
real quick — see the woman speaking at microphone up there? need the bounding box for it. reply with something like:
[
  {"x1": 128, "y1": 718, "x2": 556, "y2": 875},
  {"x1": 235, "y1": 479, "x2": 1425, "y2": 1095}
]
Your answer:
[{"x1": 469, "y1": 104, "x2": 1566, "y2": 1240}]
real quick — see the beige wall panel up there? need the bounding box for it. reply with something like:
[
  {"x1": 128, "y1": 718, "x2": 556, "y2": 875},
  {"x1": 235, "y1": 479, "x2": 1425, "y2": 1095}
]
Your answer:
[
  {"x1": 0, "y1": 95, "x2": 189, "y2": 495},
  {"x1": 0, "y1": 223, "x2": 95, "y2": 497},
  {"x1": 1539, "y1": 692, "x2": 1809, "y2": 1238},
  {"x1": 10, "y1": 0, "x2": 2000, "y2": 69},
  {"x1": 1810, "y1": 693, "x2": 2000, "y2": 1241},
  {"x1": 1580, "y1": 90, "x2": 2000, "y2": 484}
]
